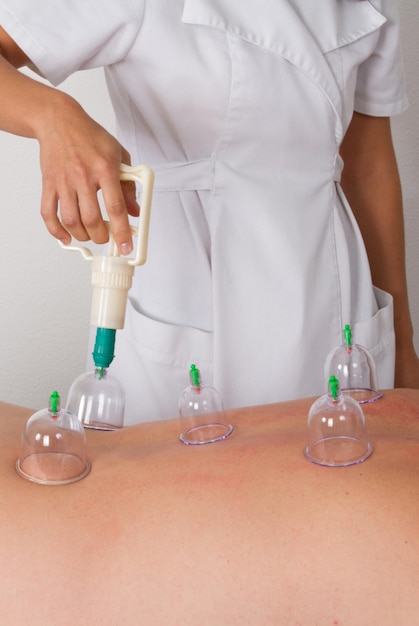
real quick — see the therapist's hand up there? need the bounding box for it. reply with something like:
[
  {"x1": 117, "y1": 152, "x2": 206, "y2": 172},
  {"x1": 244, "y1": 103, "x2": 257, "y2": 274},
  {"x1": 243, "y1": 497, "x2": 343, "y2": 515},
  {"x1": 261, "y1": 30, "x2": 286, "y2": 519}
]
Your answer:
[
  {"x1": 0, "y1": 27, "x2": 138, "y2": 254},
  {"x1": 38, "y1": 92, "x2": 140, "y2": 255}
]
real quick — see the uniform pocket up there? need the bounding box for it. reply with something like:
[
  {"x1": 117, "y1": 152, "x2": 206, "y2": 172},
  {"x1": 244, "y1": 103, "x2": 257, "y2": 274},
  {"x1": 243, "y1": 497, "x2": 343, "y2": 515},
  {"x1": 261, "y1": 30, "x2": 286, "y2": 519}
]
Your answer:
[
  {"x1": 351, "y1": 287, "x2": 395, "y2": 388},
  {"x1": 125, "y1": 296, "x2": 213, "y2": 369},
  {"x1": 112, "y1": 297, "x2": 213, "y2": 424}
]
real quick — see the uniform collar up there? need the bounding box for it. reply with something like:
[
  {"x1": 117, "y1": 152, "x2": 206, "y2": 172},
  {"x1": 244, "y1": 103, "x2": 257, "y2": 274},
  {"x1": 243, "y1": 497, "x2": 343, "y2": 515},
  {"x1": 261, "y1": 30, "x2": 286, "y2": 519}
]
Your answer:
[{"x1": 182, "y1": 0, "x2": 386, "y2": 122}]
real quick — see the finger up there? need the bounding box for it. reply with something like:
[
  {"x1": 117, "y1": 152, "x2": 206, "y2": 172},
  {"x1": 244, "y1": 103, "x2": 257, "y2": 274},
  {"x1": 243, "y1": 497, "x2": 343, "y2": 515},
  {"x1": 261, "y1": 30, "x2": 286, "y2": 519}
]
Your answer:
[
  {"x1": 119, "y1": 149, "x2": 140, "y2": 218},
  {"x1": 43, "y1": 186, "x2": 109, "y2": 245},
  {"x1": 40, "y1": 186, "x2": 73, "y2": 244},
  {"x1": 101, "y1": 173, "x2": 134, "y2": 255},
  {"x1": 41, "y1": 168, "x2": 95, "y2": 243},
  {"x1": 74, "y1": 184, "x2": 110, "y2": 244},
  {"x1": 121, "y1": 179, "x2": 140, "y2": 217}
]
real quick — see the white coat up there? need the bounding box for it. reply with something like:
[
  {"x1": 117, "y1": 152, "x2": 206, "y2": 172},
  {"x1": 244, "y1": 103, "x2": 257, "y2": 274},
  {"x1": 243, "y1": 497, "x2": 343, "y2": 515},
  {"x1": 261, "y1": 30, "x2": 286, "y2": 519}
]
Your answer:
[{"x1": 0, "y1": 0, "x2": 408, "y2": 423}]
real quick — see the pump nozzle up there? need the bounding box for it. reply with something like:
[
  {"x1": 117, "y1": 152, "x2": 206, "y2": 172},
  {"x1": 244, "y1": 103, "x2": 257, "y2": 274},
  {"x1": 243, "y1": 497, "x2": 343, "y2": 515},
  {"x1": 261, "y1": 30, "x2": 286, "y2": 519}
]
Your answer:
[
  {"x1": 343, "y1": 324, "x2": 352, "y2": 347},
  {"x1": 328, "y1": 375, "x2": 340, "y2": 400},
  {"x1": 48, "y1": 390, "x2": 61, "y2": 417},
  {"x1": 92, "y1": 328, "x2": 116, "y2": 378},
  {"x1": 189, "y1": 364, "x2": 201, "y2": 389}
]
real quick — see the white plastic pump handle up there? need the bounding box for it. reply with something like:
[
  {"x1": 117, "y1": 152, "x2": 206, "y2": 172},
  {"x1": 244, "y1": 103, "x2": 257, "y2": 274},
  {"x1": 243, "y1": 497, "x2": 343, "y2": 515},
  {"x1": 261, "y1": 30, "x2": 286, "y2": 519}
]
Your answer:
[
  {"x1": 59, "y1": 163, "x2": 154, "y2": 266},
  {"x1": 59, "y1": 163, "x2": 154, "y2": 329},
  {"x1": 119, "y1": 163, "x2": 154, "y2": 266}
]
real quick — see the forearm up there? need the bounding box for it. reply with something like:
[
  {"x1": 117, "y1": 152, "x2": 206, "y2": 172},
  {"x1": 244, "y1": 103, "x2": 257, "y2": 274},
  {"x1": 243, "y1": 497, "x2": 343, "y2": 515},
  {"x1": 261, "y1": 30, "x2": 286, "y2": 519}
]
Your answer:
[
  {"x1": 340, "y1": 114, "x2": 413, "y2": 344},
  {"x1": 0, "y1": 37, "x2": 138, "y2": 252},
  {"x1": 0, "y1": 47, "x2": 70, "y2": 140},
  {"x1": 340, "y1": 112, "x2": 419, "y2": 387}
]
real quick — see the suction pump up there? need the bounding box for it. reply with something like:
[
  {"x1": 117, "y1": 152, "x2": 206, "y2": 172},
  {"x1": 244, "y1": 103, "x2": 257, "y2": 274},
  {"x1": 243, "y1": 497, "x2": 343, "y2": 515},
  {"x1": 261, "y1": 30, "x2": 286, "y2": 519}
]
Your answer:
[{"x1": 62, "y1": 164, "x2": 154, "y2": 429}]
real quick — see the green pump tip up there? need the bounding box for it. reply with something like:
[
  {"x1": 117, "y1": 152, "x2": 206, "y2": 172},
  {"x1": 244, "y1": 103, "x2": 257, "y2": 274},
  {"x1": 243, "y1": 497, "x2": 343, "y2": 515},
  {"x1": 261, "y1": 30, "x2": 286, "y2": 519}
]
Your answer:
[
  {"x1": 49, "y1": 391, "x2": 61, "y2": 415},
  {"x1": 92, "y1": 328, "x2": 116, "y2": 369},
  {"x1": 189, "y1": 364, "x2": 201, "y2": 388},
  {"x1": 328, "y1": 375, "x2": 340, "y2": 400},
  {"x1": 343, "y1": 324, "x2": 352, "y2": 347}
]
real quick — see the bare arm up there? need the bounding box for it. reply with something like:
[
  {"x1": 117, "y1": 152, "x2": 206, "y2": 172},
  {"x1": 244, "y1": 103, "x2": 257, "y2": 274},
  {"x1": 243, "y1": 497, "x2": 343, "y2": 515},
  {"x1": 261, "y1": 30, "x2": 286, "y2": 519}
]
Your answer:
[
  {"x1": 340, "y1": 112, "x2": 419, "y2": 388},
  {"x1": 0, "y1": 26, "x2": 138, "y2": 253}
]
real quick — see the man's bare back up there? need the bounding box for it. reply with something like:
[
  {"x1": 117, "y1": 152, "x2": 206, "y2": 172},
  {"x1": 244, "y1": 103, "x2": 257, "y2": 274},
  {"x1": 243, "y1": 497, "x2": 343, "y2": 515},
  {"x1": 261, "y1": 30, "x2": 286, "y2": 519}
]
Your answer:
[{"x1": 0, "y1": 389, "x2": 418, "y2": 625}]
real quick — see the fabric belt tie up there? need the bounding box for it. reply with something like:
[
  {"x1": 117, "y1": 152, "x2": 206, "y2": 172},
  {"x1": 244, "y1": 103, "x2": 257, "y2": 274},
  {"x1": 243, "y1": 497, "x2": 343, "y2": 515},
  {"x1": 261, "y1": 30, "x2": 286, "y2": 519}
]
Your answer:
[
  {"x1": 147, "y1": 155, "x2": 343, "y2": 190},
  {"x1": 150, "y1": 157, "x2": 214, "y2": 192}
]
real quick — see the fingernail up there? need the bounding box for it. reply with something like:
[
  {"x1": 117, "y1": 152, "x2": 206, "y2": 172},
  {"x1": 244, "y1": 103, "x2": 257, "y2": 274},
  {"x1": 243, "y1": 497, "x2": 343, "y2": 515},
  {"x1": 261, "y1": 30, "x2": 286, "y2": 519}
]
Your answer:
[{"x1": 120, "y1": 242, "x2": 132, "y2": 255}]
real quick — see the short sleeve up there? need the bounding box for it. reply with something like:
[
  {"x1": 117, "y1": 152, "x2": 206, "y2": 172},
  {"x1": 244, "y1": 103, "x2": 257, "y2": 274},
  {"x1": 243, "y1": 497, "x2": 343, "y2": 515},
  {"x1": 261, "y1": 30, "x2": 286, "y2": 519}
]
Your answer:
[
  {"x1": 0, "y1": 0, "x2": 144, "y2": 85},
  {"x1": 354, "y1": 0, "x2": 408, "y2": 116}
]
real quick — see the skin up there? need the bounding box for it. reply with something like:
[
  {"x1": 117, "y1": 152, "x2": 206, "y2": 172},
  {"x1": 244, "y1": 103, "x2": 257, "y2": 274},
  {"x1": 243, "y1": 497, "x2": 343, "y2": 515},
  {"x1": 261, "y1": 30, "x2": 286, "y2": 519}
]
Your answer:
[
  {"x1": 340, "y1": 113, "x2": 419, "y2": 388},
  {"x1": 0, "y1": 28, "x2": 139, "y2": 254},
  {"x1": 0, "y1": 25, "x2": 418, "y2": 384},
  {"x1": 0, "y1": 389, "x2": 418, "y2": 625}
]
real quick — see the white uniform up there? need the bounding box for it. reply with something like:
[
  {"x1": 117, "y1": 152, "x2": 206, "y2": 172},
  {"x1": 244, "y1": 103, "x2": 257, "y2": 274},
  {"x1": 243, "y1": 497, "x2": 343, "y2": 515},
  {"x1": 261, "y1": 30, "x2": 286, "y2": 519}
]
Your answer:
[{"x1": 0, "y1": 0, "x2": 408, "y2": 423}]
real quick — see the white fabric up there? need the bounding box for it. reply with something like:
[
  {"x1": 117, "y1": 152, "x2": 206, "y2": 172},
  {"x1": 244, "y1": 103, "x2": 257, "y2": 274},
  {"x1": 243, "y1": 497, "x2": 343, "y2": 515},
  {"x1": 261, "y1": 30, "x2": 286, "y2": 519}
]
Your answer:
[{"x1": 0, "y1": 0, "x2": 406, "y2": 423}]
